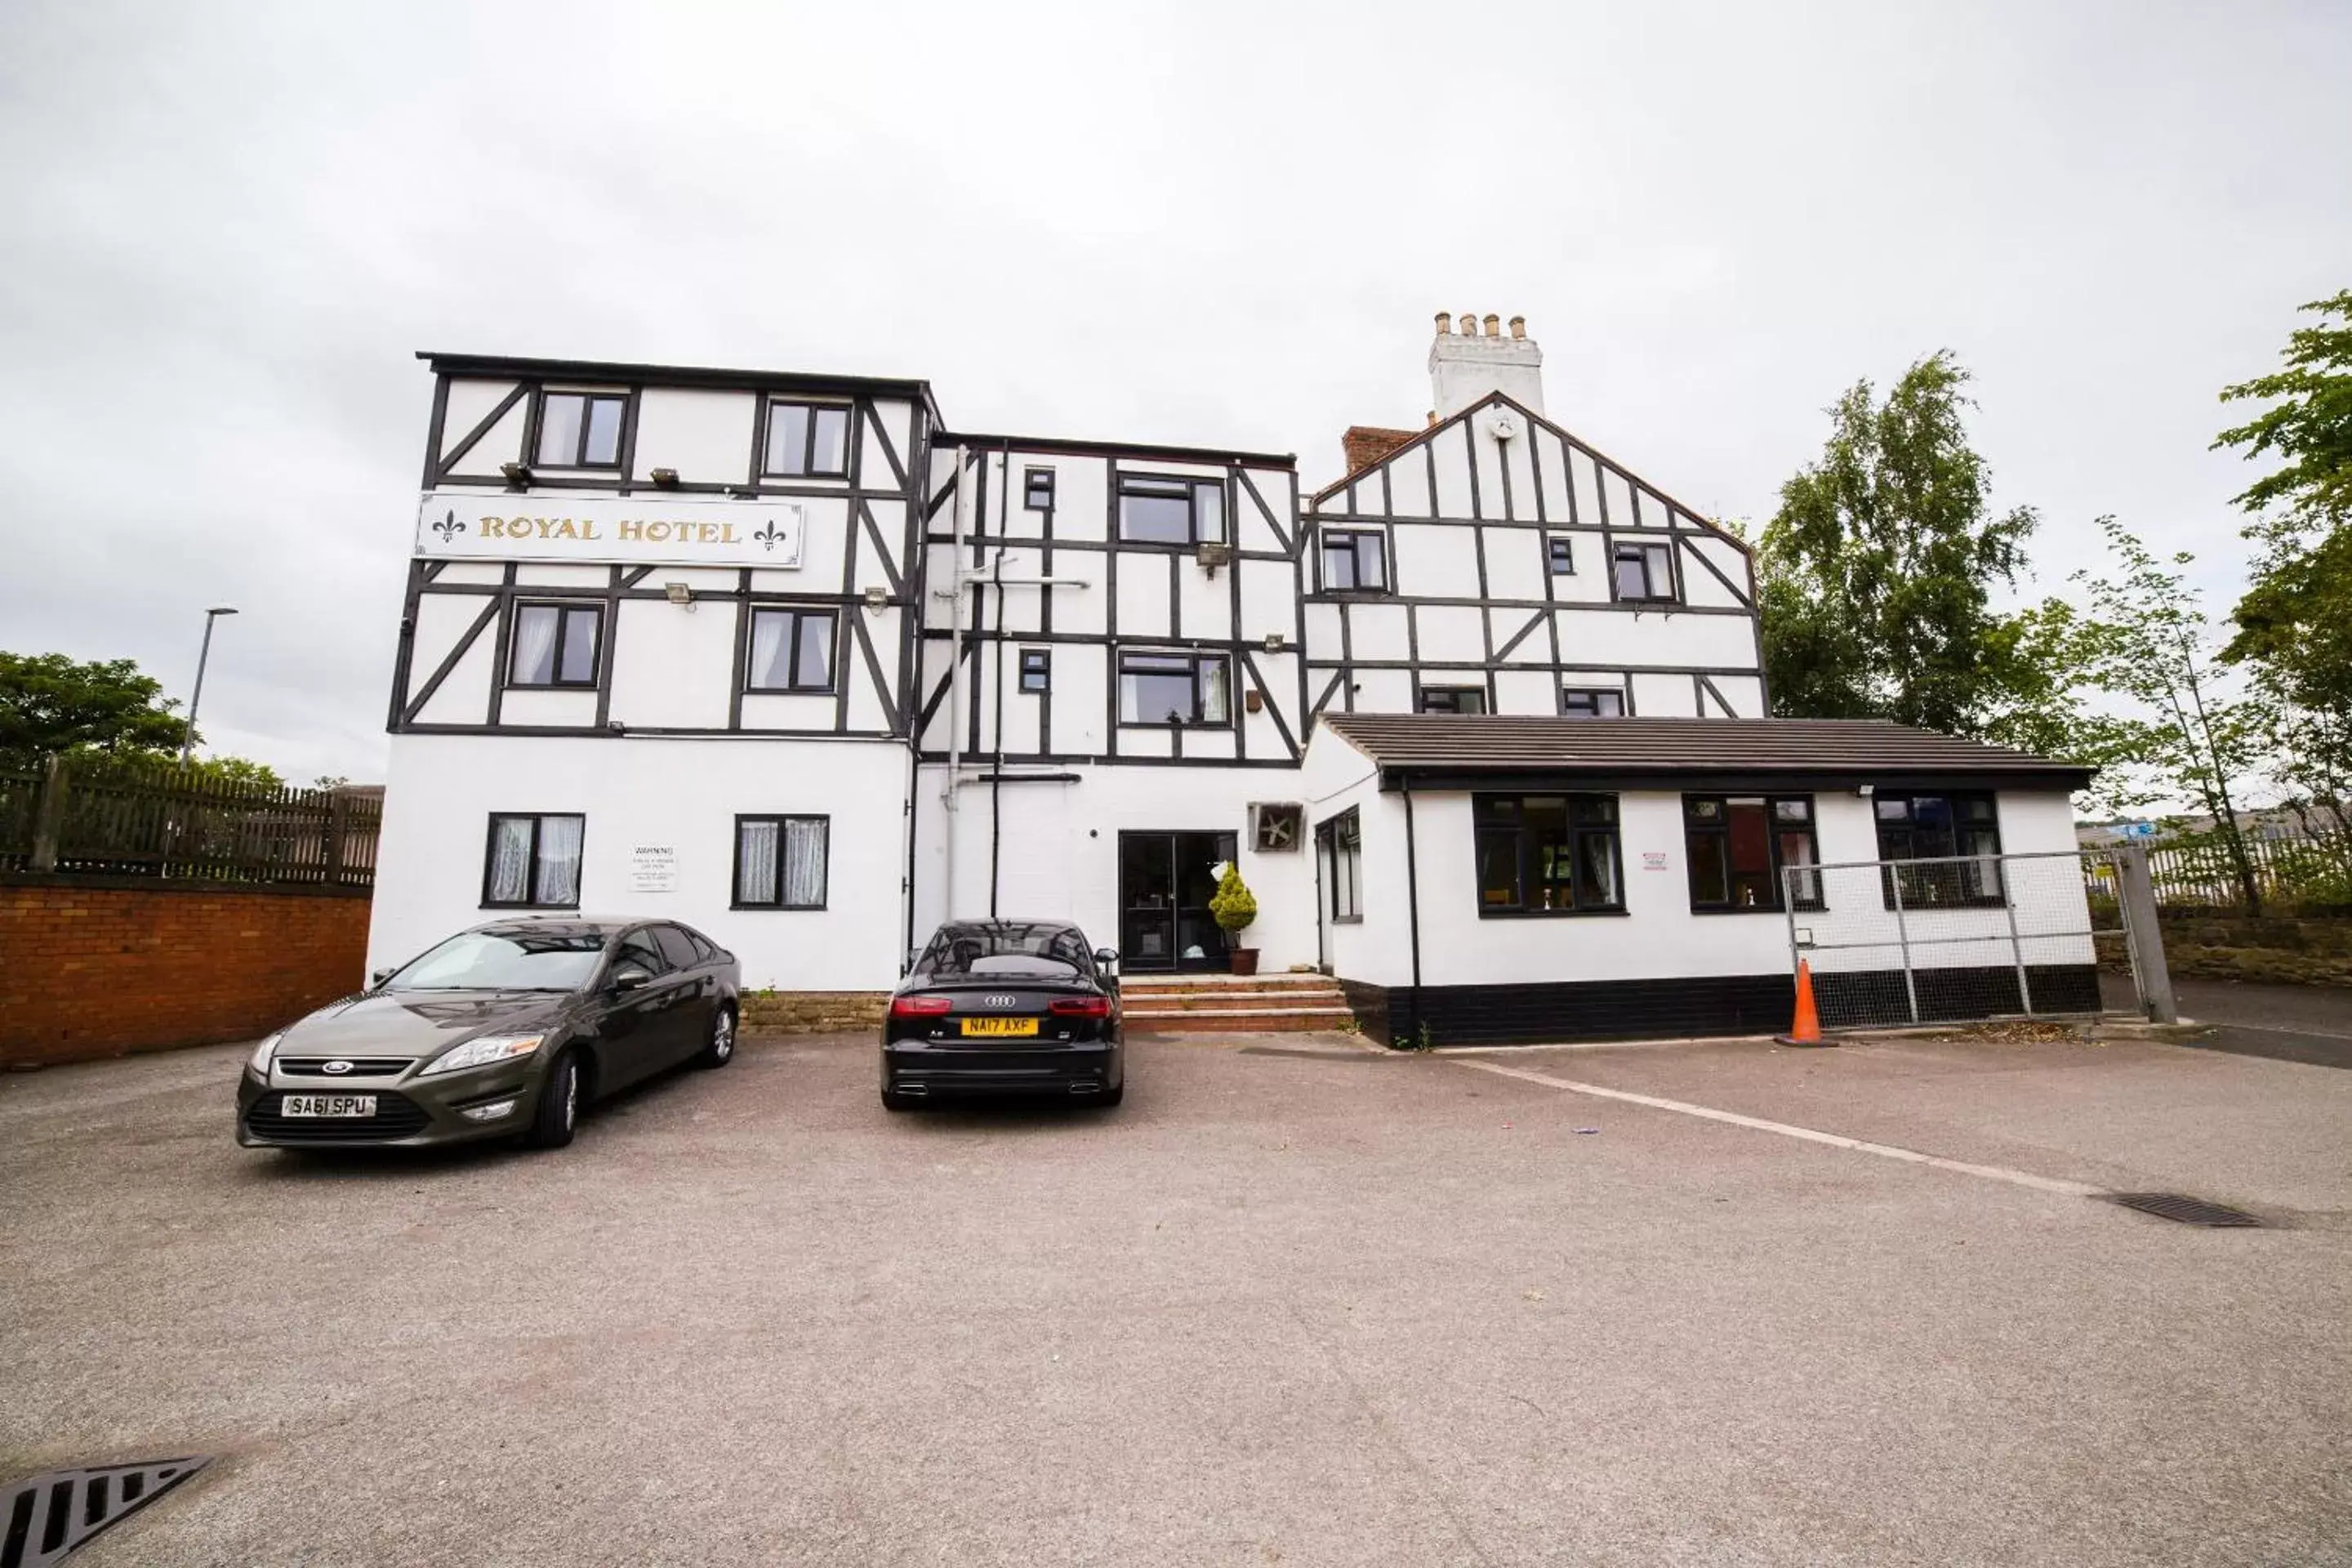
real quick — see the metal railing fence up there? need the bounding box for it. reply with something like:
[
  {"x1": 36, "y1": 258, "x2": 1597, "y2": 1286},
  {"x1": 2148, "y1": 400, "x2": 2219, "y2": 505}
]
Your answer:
[{"x1": 1784, "y1": 849, "x2": 2132, "y2": 1030}]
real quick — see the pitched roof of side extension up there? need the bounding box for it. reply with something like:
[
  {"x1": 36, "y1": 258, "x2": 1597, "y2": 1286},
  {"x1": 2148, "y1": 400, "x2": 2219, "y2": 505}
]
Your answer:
[{"x1": 1319, "y1": 714, "x2": 2096, "y2": 792}]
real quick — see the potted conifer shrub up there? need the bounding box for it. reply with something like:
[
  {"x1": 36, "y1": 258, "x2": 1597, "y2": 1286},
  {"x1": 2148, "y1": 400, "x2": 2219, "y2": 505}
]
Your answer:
[{"x1": 1209, "y1": 862, "x2": 1260, "y2": 975}]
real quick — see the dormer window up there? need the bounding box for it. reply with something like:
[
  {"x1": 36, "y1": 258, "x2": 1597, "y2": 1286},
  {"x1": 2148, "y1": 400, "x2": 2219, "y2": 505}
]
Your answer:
[
  {"x1": 764, "y1": 400, "x2": 850, "y2": 479},
  {"x1": 535, "y1": 392, "x2": 625, "y2": 470}
]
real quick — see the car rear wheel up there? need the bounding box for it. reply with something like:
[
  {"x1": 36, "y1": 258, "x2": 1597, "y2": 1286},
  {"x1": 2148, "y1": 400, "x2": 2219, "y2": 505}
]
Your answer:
[
  {"x1": 696, "y1": 1004, "x2": 737, "y2": 1069},
  {"x1": 522, "y1": 1051, "x2": 581, "y2": 1150}
]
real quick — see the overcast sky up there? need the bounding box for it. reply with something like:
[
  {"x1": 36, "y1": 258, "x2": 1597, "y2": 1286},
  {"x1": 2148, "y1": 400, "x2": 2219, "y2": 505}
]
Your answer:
[{"x1": 2, "y1": 0, "x2": 2345, "y2": 783}]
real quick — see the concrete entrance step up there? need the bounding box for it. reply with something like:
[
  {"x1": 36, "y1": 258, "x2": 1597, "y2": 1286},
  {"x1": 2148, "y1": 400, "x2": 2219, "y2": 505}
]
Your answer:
[{"x1": 1121, "y1": 988, "x2": 1348, "y2": 1011}]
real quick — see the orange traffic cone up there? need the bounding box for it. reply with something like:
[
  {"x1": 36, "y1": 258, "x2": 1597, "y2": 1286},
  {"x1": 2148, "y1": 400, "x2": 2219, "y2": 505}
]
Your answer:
[{"x1": 1776, "y1": 960, "x2": 1833, "y2": 1047}]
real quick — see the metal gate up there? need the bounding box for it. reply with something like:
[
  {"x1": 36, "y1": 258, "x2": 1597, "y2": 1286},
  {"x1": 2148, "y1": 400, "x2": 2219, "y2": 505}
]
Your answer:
[{"x1": 1781, "y1": 846, "x2": 2173, "y2": 1030}]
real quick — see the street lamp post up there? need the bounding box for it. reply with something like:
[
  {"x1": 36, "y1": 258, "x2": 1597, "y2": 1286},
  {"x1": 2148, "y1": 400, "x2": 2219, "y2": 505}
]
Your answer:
[{"x1": 179, "y1": 606, "x2": 238, "y2": 766}]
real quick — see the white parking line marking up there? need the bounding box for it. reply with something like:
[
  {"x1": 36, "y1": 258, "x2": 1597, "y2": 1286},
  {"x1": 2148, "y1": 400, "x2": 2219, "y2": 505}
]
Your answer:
[
  {"x1": 2200, "y1": 1020, "x2": 2352, "y2": 1045},
  {"x1": 1451, "y1": 1058, "x2": 2105, "y2": 1198}
]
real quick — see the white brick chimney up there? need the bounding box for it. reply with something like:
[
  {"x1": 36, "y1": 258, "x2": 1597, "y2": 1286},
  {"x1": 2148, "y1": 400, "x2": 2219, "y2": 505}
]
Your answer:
[{"x1": 1428, "y1": 310, "x2": 1543, "y2": 419}]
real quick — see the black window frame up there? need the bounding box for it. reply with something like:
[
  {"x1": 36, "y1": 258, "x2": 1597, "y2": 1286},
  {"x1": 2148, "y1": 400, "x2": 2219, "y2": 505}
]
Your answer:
[
  {"x1": 731, "y1": 813, "x2": 831, "y2": 911},
  {"x1": 1018, "y1": 648, "x2": 1051, "y2": 694},
  {"x1": 761, "y1": 399, "x2": 852, "y2": 479},
  {"x1": 1684, "y1": 794, "x2": 1824, "y2": 914},
  {"x1": 1546, "y1": 535, "x2": 1576, "y2": 576},
  {"x1": 506, "y1": 600, "x2": 604, "y2": 690},
  {"x1": 1418, "y1": 686, "x2": 1488, "y2": 715},
  {"x1": 1320, "y1": 528, "x2": 1389, "y2": 594},
  {"x1": 742, "y1": 606, "x2": 839, "y2": 694},
  {"x1": 1318, "y1": 808, "x2": 1363, "y2": 924},
  {"x1": 1472, "y1": 793, "x2": 1625, "y2": 917},
  {"x1": 1116, "y1": 648, "x2": 1232, "y2": 728},
  {"x1": 1023, "y1": 467, "x2": 1055, "y2": 511},
  {"x1": 479, "y1": 813, "x2": 586, "y2": 911},
  {"x1": 1559, "y1": 686, "x2": 1626, "y2": 718},
  {"x1": 1610, "y1": 539, "x2": 1678, "y2": 603},
  {"x1": 532, "y1": 390, "x2": 626, "y2": 470},
  {"x1": 1874, "y1": 791, "x2": 2006, "y2": 908},
  {"x1": 1116, "y1": 473, "x2": 1228, "y2": 547}
]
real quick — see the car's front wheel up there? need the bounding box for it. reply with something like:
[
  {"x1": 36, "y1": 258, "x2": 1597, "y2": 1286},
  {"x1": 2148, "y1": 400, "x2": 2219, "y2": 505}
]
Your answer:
[
  {"x1": 522, "y1": 1051, "x2": 581, "y2": 1150},
  {"x1": 696, "y1": 1004, "x2": 737, "y2": 1069}
]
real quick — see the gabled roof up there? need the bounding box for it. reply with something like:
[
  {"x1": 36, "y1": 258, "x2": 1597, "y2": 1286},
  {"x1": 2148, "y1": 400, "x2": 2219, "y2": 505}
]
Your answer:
[
  {"x1": 1310, "y1": 390, "x2": 1750, "y2": 559},
  {"x1": 1319, "y1": 714, "x2": 2094, "y2": 792}
]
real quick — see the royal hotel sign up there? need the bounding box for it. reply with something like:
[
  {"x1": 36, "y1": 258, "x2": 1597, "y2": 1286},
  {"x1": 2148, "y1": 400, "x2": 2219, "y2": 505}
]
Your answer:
[{"x1": 414, "y1": 493, "x2": 807, "y2": 569}]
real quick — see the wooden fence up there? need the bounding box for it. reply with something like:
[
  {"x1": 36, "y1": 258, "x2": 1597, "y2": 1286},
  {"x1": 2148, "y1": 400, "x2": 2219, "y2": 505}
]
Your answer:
[
  {"x1": 2145, "y1": 826, "x2": 2352, "y2": 911},
  {"x1": 0, "y1": 753, "x2": 379, "y2": 889}
]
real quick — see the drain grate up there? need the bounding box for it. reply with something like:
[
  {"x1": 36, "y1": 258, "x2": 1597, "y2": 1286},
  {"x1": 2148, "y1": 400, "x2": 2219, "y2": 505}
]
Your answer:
[
  {"x1": 2103, "y1": 1192, "x2": 2265, "y2": 1227},
  {"x1": 2, "y1": 1459, "x2": 207, "y2": 1568}
]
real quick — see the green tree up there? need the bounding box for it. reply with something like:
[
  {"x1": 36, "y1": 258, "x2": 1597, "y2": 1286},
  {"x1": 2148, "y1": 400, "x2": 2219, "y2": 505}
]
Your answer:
[
  {"x1": 2215, "y1": 288, "x2": 2352, "y2": 823},
  {"x1": 2073, "y1": 519, "x2": 2270, "y2": 911},
  {"x1": 187, "y1": 755, "x2": 286, "y2": 790},
  {"x1": 1757, "y1": 352, "x2": 2042, "y2": 737},
  {"x1": 2215, "y1": 288, "x2": 2352, "y2": 528},
  {"x1": 0, "y1": 652, "x2": 189, "y2": 757}
]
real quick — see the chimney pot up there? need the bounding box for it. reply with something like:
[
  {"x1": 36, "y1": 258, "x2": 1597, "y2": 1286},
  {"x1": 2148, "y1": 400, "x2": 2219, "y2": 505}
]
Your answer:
[
  {"x1": 1458, "y1": 313, "x2": 1477, "y2": 336},
  {"x1": 1483, "y1": 314, "x2": 1500, "y2": 338},
  {"x1": 1508, "y1": 315, "x2": 1526, "y2": 340},
  {"x1": 1434, "y1": 311, "x2": 1452, "y2": 335}
]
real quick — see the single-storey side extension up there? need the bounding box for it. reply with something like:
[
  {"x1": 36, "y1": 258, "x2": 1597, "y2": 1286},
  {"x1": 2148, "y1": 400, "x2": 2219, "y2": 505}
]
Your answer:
[{"x1": 1299, "y1": 714, "x2": 2098, "y2": 1046}]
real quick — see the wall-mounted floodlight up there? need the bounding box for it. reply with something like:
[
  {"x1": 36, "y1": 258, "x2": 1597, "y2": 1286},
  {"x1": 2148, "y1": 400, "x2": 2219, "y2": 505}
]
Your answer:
[
  {"x1": 499, "y1": 461, "x2": 532, "y2": 488},
  {"x1": 863, "y1": 586, "x2": 889, "y2": 613},
  {"x1": 664, "y1": 581, "x2": 693, "y2": 607},
  {"x1": 651, "y1": 467, "x2": 680, "y2": 488}
]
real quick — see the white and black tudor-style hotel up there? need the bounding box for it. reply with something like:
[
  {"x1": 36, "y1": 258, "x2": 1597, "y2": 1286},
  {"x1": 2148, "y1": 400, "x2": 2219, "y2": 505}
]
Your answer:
[{"x1": 372, "y1": 314, "x2": 2096, "y2": 1045}]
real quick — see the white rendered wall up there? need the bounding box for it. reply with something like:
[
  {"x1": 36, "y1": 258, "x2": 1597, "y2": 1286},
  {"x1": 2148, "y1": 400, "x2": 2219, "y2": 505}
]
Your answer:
[
  {"x1": 371, "y1": 733, "x2": 911, "y2": 991},
  {"x1": 908, "y1": 762, "x2": 1321, "y2": 971}
]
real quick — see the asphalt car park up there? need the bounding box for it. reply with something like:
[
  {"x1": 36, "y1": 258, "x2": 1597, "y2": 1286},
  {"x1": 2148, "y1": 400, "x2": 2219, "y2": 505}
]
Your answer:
[{"x1": 2, "y1": 1026, "x2": 2348, "y2": 1566}]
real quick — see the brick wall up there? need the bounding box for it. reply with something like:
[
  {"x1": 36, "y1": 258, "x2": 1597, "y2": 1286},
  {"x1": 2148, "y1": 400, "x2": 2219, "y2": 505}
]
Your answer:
[
  {"x1": 0, "y1": 878, "x2": 373, "y2": 1067},
  {"x1": 2155, "y1": 909, "x2": 2352, "y2": 987},
  {"x1": 742, "y1": 991, "x2": 887, "y2": 1035}
]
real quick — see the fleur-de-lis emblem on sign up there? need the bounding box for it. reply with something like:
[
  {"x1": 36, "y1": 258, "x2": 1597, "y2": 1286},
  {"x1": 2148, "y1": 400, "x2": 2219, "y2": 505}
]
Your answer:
[
  {"x1": 755, "y1": 519, "x2": 788, "y2": 551},
  {"x1": 431, "y1": 509, "x2": 465, "y2": 543}
]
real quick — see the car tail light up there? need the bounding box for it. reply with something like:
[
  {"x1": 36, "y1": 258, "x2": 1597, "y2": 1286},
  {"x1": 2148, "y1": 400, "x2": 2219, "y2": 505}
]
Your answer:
[
  {"x1": 890, "y1": 995, "x2": 954, "y2": 1017},
  {"x1": 1048, "y1": 996, "x2": 1110, "y2": 1018}
]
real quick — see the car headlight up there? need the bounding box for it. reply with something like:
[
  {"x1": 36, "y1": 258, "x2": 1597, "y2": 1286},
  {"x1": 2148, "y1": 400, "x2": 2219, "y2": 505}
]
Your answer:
[
  {"x1": 247, "y1": 1031, "x2": 284, "y2": 1074},
  {"x1": 420, "y1": 1033, "x2": 546, "y2": 1077}
]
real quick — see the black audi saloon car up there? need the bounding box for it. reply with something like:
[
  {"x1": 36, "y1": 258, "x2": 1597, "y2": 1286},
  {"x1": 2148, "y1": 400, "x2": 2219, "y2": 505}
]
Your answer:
[
  {"x1": 881, "y1": 920, "x2": 1124, "y2": 1109},
  {"x1": 238, "y1": 917, "x2": 741, "y2": 1152}
]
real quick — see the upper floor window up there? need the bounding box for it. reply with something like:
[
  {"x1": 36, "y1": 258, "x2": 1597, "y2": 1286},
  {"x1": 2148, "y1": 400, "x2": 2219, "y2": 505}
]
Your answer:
[
  {"x1": 1024, "y1": 467, "x2": 1055, "y2": 510},
  {"x1": 1560, "y1": 687, "x2": 1625, "y2": 718},
  {"x1": 1117, "y1": 649, "x2": 1230, "y2": 726},
  {"x1": 483, "y1": 813, "x2": 584, "y2": 908},
  {"x1": 1612, "y1": 540, "x2": 1676, "y2": 602},
  {"x1": 1321, "y1": 528, "x2": 1388, "y2": 593},
  {"x1": 1547, "y1": 536, "x2": 1576, "y2": 575},
  {"x1": 1117, "y1": 474, "x2": 1225, "y2": 546},
  {"x1": 1877, "y1": 791, "x2": 2004, "y2": 906},
  {"x1": 1686, "y1": 795, "x2": 1820, "y2": 912},
  {"x1": 1419, "y1": 686, "x2": 1487, "y2": 715},
  {"x1": 1018, "y1": 648, "x2": 1051, "y2": 694},
  {"x1": 746, "y1": 607, "x2": 836, "y2": 693},
  {"x1": 536, "y1": 392, "x2": 625, "y2": 470},
  {"x1": 1474, "y1": 794, "x2": 1622, "y2": 915},
  {"x1": 734, "y1": 814, "x2": 830, "y2": 910},
  {"x1": 1318, "y1": 808, "x2": 1362, "y2": 923},
  {"x1": 508, "y1": 603, "x2": 602, "y2": 688},
  {"x1": 764, "y1": 400, "x2": 850, "y2": 479}
]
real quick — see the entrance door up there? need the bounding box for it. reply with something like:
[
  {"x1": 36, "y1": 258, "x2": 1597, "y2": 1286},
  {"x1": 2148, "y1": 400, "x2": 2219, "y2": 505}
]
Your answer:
[{"x1": 1118, "y1": 831, "x2": 1238, "y2": 972}]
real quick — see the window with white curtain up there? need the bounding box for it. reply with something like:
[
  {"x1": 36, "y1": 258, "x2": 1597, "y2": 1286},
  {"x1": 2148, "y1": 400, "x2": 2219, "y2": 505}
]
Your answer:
[
  {"x1": 482, "y1": 813, "x2": 585, "y2": 907},
  {"x1": 764, "y1": 400, "x2": 850, "y2": 479},
  {"x1": 1116, "y1": 650, "x2": 1230, "y2": 726},
  {"x1": 745, "y1": 608, "x2": 835, "y2": 693},
  {"x1": 734, "y1": 815, "x2": 829, "y2": 909},
  {"x1": 508, "y1": 603, "x2": 601, "y2": 688},
  {"x1": 535, "y1": 391, "x2": 625, "y2": 468}
]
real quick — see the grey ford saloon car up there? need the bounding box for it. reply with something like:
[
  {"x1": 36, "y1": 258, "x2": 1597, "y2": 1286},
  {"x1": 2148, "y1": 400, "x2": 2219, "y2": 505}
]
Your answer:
[{"x1": 238, "y1": 917, "x2": 739, "y2": 1152}]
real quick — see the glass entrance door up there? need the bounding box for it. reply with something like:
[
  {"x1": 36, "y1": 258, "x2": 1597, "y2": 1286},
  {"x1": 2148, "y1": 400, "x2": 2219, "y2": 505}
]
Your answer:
[{"x1": 1118, "y1": 831, "x2": 1238, "y2": 972}]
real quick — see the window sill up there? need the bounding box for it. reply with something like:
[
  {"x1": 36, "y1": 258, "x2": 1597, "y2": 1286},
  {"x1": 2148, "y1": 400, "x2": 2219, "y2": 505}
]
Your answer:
[
  {"x1": 1475, "y1": 907, "x2": 1630, "y2": 920},
  {"x1": 1115, "y1": 721, "x2": 1235, "y2": 732},
  {"x1": 505, "y1": 682, "x2": 599, "y2": 692},
  {"x1": 1113, "y1": 537, "x2": 1229, "y2": 552},
  {"x1": 731, "y1": 902, "x2": 828, "y2": 912},
  {"x1": 1881, "y1": 898, "x2": 2008, "y2": 912},
  {"x1": 1330, "y1": 915, "x2": 1364, "y2": 925},
  {"x1": 761, "y1": 470, "x2": 849, "y2": 482},
  {"x1": 481, "y1": 902, "x2": 581, "y2": 911},
  {"x1": 743, "y1": 687, "x2": 840, "y2": 697}
]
